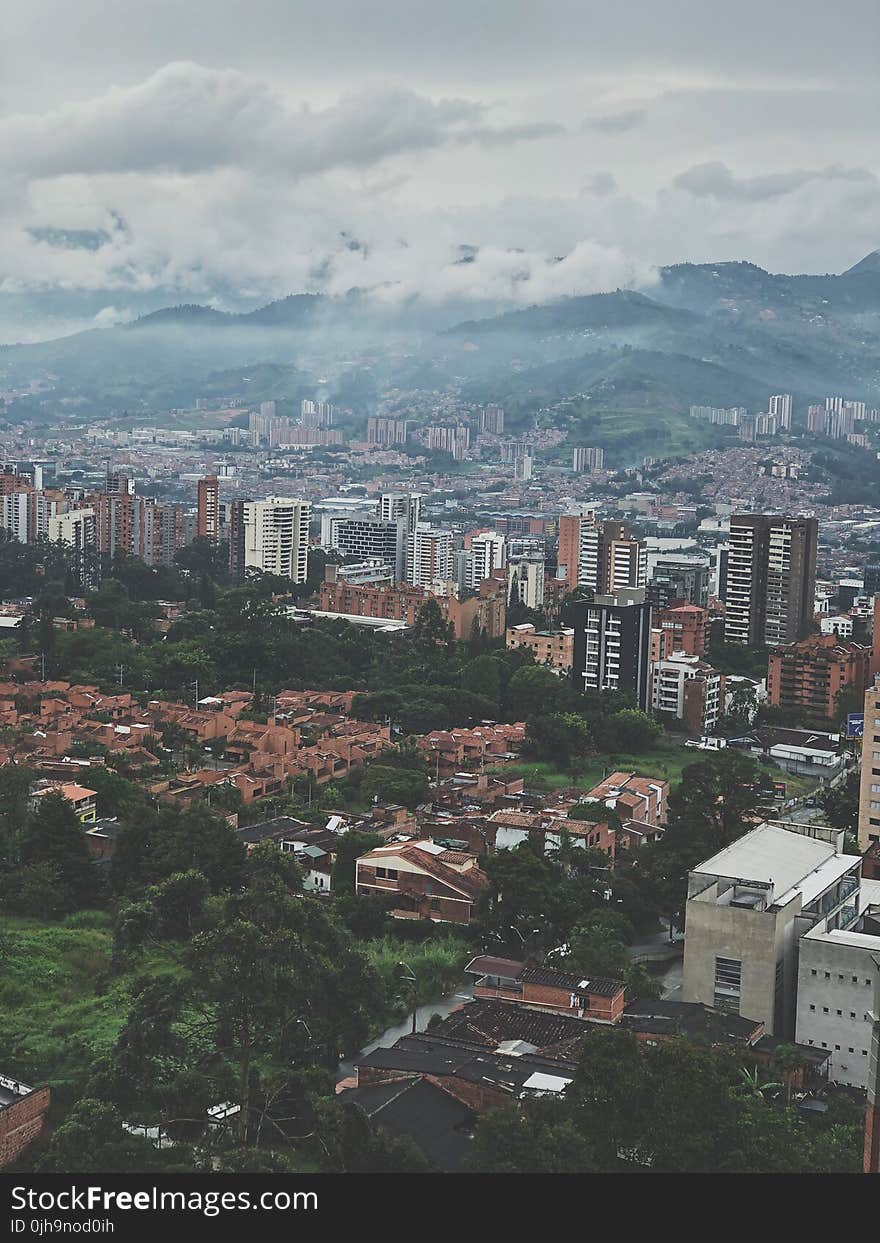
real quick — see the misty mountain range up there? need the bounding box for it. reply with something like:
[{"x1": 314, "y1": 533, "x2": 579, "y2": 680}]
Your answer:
[{"x1": 1, "y1": 253, "x2": 879, "y2": 427}]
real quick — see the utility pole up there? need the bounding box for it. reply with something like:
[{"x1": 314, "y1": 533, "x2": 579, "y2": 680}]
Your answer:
[
  {"x1": 192, "y1": 678, "x2": 199, "y2": 708},
  {"x1": 39, "y1": 652, "x2": 46, "y2": 681}
]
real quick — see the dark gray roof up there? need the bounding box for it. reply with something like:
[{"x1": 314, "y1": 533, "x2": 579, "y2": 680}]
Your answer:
[
  {"x1": 234, "y1": 815, "x2": 313, "y2": 844},
  {"x1": 520, "y1": 965, "x2": 625, "y2": 998},
  {"x1": 621, "y1": 999, "x2": 761, "y2": 1046},
  {"x1": 356, "y1": 1032, "x2": 576, "y2": 1096},
  {"x1": 342, "y1": 1077, "x2": 475, "y2": 1172},
  {"x1": 435, "y1": 999, "x2": 589, "y2": 1053}
]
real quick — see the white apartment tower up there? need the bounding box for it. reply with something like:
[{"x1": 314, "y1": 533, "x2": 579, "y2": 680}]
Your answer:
[
  {"x1": 409, "y1": 524, "x2": 454, "y2": 588},
  {"x1": 467, "y1": 532, "x2": 506, "y2": 588},
  {"x1": 768, "y1": 394, "x2": 792, "y2": 430},
  {"x1": 241, "y1": 497, "x2": 310, "y2": 583}
]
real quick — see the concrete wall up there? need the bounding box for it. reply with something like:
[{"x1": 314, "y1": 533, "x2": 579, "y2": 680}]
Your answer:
[
  {"x1": 795, "y1": 937, "x2": 877, "y2": 1088},
  {"x1": 682, "y1": 893, "x2": 788, "y2": 1035}
]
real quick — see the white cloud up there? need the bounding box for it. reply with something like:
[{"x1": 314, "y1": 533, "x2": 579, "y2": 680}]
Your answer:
[{"x1": 0, "y1": 61, "x2": 555, "y2": 181}]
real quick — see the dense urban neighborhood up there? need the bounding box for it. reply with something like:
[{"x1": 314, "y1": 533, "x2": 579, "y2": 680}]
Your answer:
[{"x1": 1, "y1": 375, "x2": 880, "y2": 1176}]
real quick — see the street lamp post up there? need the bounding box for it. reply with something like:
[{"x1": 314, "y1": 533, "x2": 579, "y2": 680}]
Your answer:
[{"x1": 397, "y1": 962, "x2": 418, "y2": 1034}]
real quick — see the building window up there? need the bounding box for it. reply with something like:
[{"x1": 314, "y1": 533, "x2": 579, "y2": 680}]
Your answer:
[{"x1": 714, "y1": 956, "x2": 742, "y2": 1012}]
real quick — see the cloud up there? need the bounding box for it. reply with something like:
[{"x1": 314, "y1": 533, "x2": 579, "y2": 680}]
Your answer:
[
  {"x1": 0, "y1": 61, "x2": 557, "y2": 182},
  {"x1": 93, "y1": 305, "x2": 135, "y2": 327},
  {"x1": 586, "y1": 109, "x2": 646, "y2": 134},
  {"x1": 581, "y1": 173, "x2": 618, "y2": 197},
  {"x1": 673, "y1": 160, "x2": 876, "y2": 202}
]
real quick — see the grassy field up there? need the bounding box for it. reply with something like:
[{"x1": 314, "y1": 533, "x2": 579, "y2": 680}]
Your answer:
[
  {"x1": 0, "y1": 913, "x2": 473, "y2": 1104},
  {"x1": 0, "y1": 912, "x2": 185, "y2": 1102},
  {"x1": 490, "y1": 740, "x2": 697, "y2": 792},
  {"x1": 361, "y1": 934, "x2": 472, "y2": 1029}
]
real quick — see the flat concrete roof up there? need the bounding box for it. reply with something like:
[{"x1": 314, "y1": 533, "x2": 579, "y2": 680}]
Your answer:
[{"x1": 693, "y1": 823, "x2": 858, "y2": 907}]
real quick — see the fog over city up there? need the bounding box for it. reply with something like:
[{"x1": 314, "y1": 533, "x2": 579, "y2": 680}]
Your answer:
[{"x1": 2, "y1": 0, "x2": 878, "y2": 340}]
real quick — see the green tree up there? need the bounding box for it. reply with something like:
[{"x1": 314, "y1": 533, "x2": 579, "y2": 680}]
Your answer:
[
  {"x1": 36, "y1": 1098, "x2": 161, "y2": 1173},
  {"x1": 468, "y1": 1097, "x2": 596, "y2": 1173},
  {"x1": 21, "y1": 792, "x2": 102, "y2": 911}
]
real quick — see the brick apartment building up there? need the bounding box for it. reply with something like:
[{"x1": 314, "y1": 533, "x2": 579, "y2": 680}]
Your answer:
[
  {"x1": 767, "y1": 633, "x2": 872, "y2": 720},
  {"x1": 506, "y1": 623, "x2": 574, "y2": 672},
  {"x1": 655, "y1": 602, "x2": 708, "y2": 656},
  {"x1": 318, "y1": 576, "x2": 506, "y2": 640}
]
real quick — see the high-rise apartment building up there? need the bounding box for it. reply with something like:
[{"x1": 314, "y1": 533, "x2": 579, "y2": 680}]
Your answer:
[
  {"x1": 481, "y1": 404, "x2": 505, "y2": 435},
  {"x1": 325, "y1": 514, "x2": 407, "y2": 580},
  {"x1": 142, "y1": 501, "x2": 185, "y2": 568},
  {"x1": 507, "y1": 556, "x2": 545, "y2": 610},
  {"x1": 767, "y1": 634, "x2": 871, "y2": 721},
  {"x1": 301, "y1": 399, "x2": 334, "y2": 429},
  {"x1": 239, "y1": 497, "x2": 310, "y2": 583},
  {"x1": 409, "y1": 524, "x2": 454, "y2": 588},
  {"x1": 557, "y1": 514, "x2": 646, "y2": 595},
  {"x1": 572, "y1": 446, "x2": 605, "y2": 472},
  {"x1": 768, "y1": 394, "x2": 792, "y2": 430},
  {"x1": 427, "y1": 425, "x2": 469, "y2": 459},
  {"x1": 466, "y1": 532, "x2": 506, "y2": 589},
  {"x1": 367, "y1": 417, "x2": 409, "y2": 447},
  {"x1": 566, "y1": 589, "x2": 652, "y2": 707},
  {"x1": 858, "y1": 675, "x2": 880, "y2": 851},
  {"x1": 724, "y1": 514, "x2": 818, "y2": 646},
  {"x1": 196, "y1": 475, "x2": 220, "y2": 540}
]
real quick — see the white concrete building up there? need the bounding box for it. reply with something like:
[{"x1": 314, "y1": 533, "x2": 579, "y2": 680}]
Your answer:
[
  {"x1": 408, "y1": 524, "x2": 454, "y2": 587},
  {"x1": 683, "y1": 822, "x2": 862, "y2": 1037},
  {"x1": 820, "y1": 614, "x2": 854, "y2": 638},
  {"x1": 467, "y1": 532, "x2": 506, "y2": 589},
  {"x1": 507, "y1": 556, "x2": 545, "y2": 610},
  {"x1": 241, "y1": 497, "x2": 310, "y2": 583},
  {"x1": 795, "y1": 878, "x2": 880, "y2": 1087}
]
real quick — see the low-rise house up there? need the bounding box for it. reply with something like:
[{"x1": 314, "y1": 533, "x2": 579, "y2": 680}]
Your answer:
[
  {"x1": 730, "y1": 727, "x2": 844, "y2": 777},
  {"x1": 353, "y1": 1031, "x2": 578, "y2": 1115},
  {"x1": 621, "y1": 998, "x2": 765, "y2": 1049},
  {"x1": 551, "y1": 815, "x2": 663, "y2": 860},
  {"x1": 30, "y1": 780, "x2": 98, "y2": 824},
  {"x1": 464, "y1": 956, "x2": 626, "y2": 1024},
  {"x1": 579, "y1": 771, "x2": 668, "y2": 829},
  {"x1": 356, "y1": 839, "x2": 487, "y2": 924},
  {"x1": 486, "y1": 808, "x2": 544, "y2": 850},
  {"x1": 339, "y1": 1075, "x2": 476, "y2": 1173},
  {"x1": 84, "y1": 817, "x2": 126, "y2": 862},
  {"x1": 234, "y1": 817, "x2": 336, "y2": 893}
]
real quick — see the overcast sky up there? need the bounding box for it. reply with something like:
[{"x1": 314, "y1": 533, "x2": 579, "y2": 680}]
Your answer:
[{"x1": 2, "y1": 0, "x2": 878, "y2": 335}]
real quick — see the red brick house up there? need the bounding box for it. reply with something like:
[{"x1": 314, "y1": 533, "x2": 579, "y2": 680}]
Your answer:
[
  {"x1": 464, "y1": 956, "x2": 626, "y2": 1024},
  {"x1": 0, "y1": 1075, "x2": 50, "y2": 1168},
  {"x1": 356, "y1": 840, "x2": 488, "y2": 924},
  {"x1": 579, "y1": 771, "x2": 669, "y2": 829}
]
